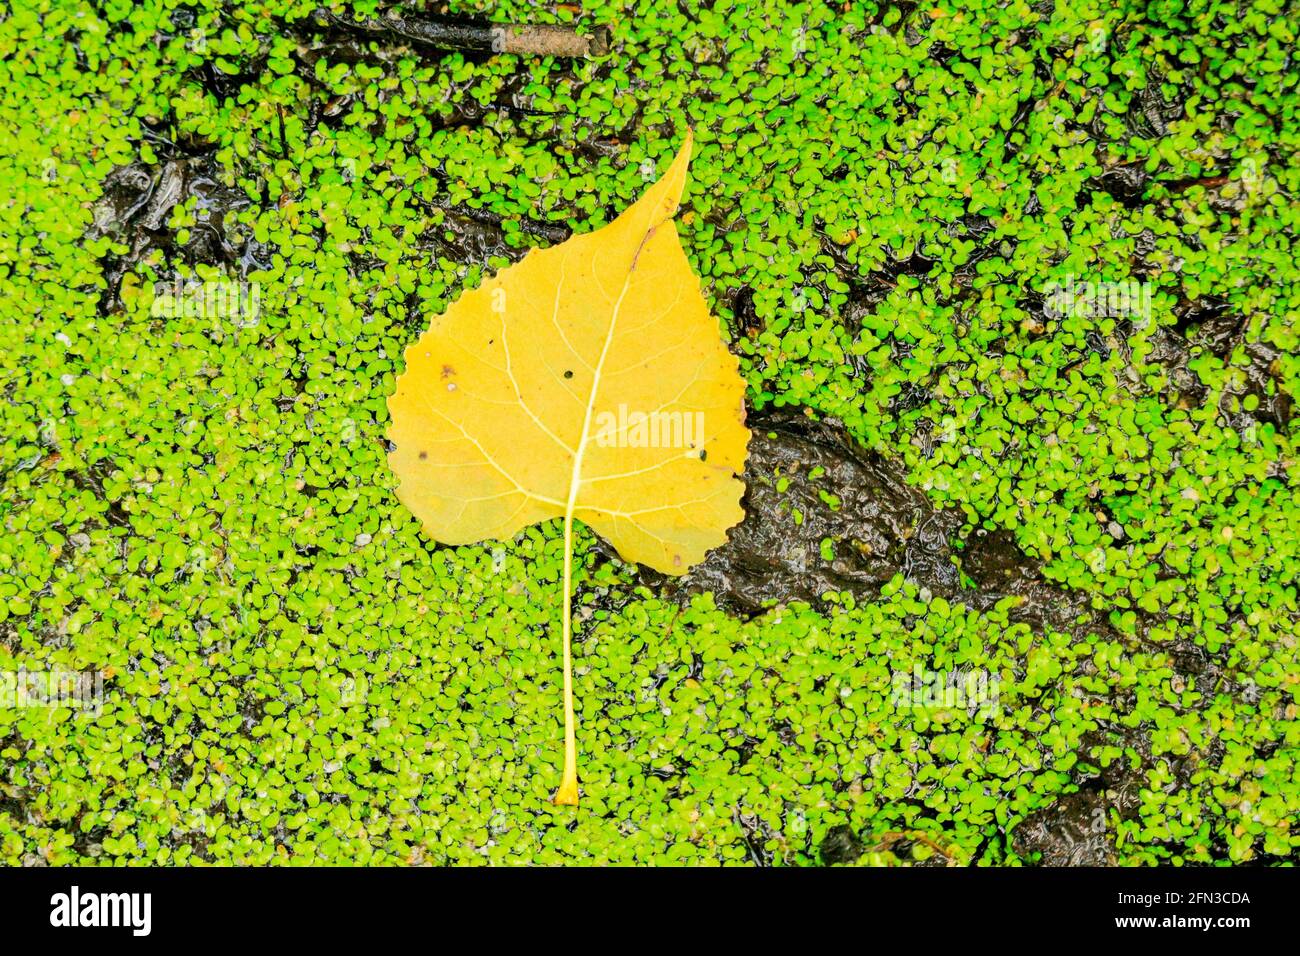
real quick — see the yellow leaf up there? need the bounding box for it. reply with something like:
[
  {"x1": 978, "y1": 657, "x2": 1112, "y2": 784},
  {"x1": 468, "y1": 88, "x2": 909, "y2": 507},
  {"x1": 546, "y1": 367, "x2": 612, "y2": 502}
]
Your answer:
[{"x1": 387, "y1": 131, "x2": 749, "y2": 804}]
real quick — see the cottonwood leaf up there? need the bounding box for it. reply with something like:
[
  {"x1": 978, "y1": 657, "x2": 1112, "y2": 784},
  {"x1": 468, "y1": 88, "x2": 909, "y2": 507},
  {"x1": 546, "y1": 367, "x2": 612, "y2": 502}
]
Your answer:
[{"x1": 387, "y1": 131, "x2": 749, "y2": 803}]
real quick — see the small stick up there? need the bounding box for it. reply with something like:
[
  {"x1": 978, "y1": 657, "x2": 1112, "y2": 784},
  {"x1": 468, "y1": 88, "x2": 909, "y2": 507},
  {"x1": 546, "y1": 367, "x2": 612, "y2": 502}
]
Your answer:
[
  {"x1": 869, "y1": 830, "x2": 960, "y2": 865},
  {"x1": 308, "y1": 9, "x2": 610, "y2": 58}
]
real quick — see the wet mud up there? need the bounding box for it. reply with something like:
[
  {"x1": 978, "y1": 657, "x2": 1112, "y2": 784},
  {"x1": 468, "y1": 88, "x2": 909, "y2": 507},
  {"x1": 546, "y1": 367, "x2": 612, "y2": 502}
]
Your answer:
[
  {"x1": 88, "y1": 147, "x2": 254, "y2": 314},
  {"x1": 641, "y1": 405, "x2": 1098, "y2": 640},
  {"x1": 1120, "y1": 300, "x2": 1292, "y2": 439},
  {"x1": 1010, "y1": 784, "x2": 1115, "y2": 866}
]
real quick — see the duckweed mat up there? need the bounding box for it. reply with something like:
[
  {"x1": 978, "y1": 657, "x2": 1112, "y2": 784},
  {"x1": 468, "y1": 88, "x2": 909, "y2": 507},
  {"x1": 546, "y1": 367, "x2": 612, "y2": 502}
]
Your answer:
[{"x1": 1, "y1": 0, "x2": 1298, "y2": 865}]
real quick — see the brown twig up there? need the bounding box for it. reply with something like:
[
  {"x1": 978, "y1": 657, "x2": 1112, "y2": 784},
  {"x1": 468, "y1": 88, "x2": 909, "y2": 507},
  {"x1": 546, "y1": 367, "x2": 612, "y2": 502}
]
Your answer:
[
  {"x1": 306, "y1": 9, "x2": 610, "y2": 59},
  {"x1": 868, "y1": 829, "x2": 960, "y2": 865}
]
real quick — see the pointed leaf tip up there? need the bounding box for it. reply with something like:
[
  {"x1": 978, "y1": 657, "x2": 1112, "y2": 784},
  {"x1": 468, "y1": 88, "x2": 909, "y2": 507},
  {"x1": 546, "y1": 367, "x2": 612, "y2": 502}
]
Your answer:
[{"x1": 638, "y1": 131, "x2": 694, "y2": 224}]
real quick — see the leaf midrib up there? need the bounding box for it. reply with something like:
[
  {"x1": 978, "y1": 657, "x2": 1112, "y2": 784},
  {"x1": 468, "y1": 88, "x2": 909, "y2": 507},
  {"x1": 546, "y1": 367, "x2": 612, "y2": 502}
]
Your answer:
[{"x1": 562, "y1": 231, "x2": 655, "y2": 524}]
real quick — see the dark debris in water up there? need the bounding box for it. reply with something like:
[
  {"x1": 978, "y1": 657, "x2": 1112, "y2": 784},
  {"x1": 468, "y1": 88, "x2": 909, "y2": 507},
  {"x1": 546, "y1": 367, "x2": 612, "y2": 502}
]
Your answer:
[
  {"x1": 89, "y1": 151, "x2": 254, "y2": 314},
  {"x1": 1013, "y1": 718, "x2": 1229, "y2": 866},
  {"x1": 819, "y1": 824, "x2": 864, "y2": 865},
  {"x1": 1144, "y1": 298, "x2": 1292, "y2": 437},
  {"x1": 640, "y1": 405, "x2": 1099, "y2": 640},
  {"x1": 414, "y1": 199, "x2": 571, "y2": 269},
  {"x1": 1011, "y1": 784, "x2": 1114, "y2": 866},
  {"x1": 642, "y1": 405, "x2": 960, "y2": 614}
]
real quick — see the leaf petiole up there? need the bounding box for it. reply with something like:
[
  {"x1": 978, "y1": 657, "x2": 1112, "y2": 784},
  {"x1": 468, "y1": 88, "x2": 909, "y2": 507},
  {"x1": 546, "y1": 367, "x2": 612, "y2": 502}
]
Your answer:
[{"x1": 554, "y1": 510, "x2": 580, "y2": 806}]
